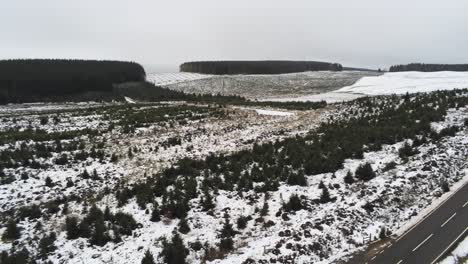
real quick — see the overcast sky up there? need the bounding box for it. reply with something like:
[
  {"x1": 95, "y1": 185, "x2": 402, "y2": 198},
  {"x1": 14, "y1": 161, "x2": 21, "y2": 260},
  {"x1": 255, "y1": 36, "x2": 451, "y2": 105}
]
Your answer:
[{"x1": 1, "y1": 0, "x2": 467, "y2": 72}]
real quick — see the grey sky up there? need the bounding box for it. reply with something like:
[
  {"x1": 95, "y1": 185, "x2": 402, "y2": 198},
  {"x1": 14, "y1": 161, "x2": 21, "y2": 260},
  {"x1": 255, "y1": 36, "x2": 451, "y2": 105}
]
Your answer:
[{"x1": 1, "y1": 0, "x2": 467, "y2": 72}]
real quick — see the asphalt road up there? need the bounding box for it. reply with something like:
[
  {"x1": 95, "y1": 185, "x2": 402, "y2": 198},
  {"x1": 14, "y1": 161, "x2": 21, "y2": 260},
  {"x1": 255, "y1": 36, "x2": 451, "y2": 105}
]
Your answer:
[{"x1": 368, "y1": 181, "x2": 468, "y2": 264}]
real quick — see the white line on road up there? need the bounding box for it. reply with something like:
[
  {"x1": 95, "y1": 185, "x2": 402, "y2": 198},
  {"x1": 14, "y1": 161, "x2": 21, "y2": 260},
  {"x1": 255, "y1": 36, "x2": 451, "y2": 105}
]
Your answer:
[
  {"x1": 412, "y1": 234, "x2": 433, "y2": 252},
  {"x1": 396, "y1": 260, "x2": 403, "y2": 264},
  {"x1": 371, "y1": 256, "x2": 376, "y2": 260},
  {"x1": 441, "y1": 213, "x2": 457, "y2": 227},
  {"x1": 395, "y1": 181, "x2": 467, "y2": 242},
  {"x1": 463, "y1": 200, "x2": 468, "y2": 207},
  {"x1": 431, "y1": 227, "x2": 468, "y2": 264}
]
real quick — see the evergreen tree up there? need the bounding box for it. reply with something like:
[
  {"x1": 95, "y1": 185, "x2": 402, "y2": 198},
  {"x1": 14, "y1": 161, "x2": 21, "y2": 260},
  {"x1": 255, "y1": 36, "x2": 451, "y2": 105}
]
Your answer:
[
  {"x1": 318, "y1": 180, "x2": 325, "y2": 189},
  {"x1": 160, "y1": 232, "x2": 189, "y2": 264},
  {"x1": 178, "y1": 218, "x2": 190, "y2": 234},
  {"x1": 141, "y1": 249, "x2": 155, "y2": 264},
  {"x1": 319, "y1": 185, "x2": 331, "y2": 203},
  {"x1": 286, "y1": 170, "x2": 307, "y2": 186},
  {"x1": 355, "y1": 163, "x2": 376, "y2": 181},
  {"x1": 81, "y1": 169, "x2": 90, "y2": 179},
  {"x1": 236, "y1": 215, "x2": 248, "y2": 229},
  {"x1": 260, "y1": 196, "x2": 269, "y2": 217},
  {"x1": 344, "y1": 171, "x2": 355, "y2": 184},
  {"x1": 201, "y1": 188, "x2": 215, "y2": 212},
  {"x1": 150, "y1": 202, "x2": 161, "y2": 222},
  {"x1": 92, "y1": 169, "x2": 100, "y2": 180},
  {"x1": 45, "y1": 176, "x2": 53, "y2": 187},
  {"x1": 128, "y1": 148, "x2": 133, "y2": 159},
  {"x1": 90, "y1": 217, "x2": 109, "y2": 246},
  {"x1": 65, "y1": 216, "x2": 80, "y2": 239},
  {"x1": 38, "y1": 232, "x2": 57, "y2": 259},
  {"x1": 219, "y1": 212, "x2": 235, "y2": 251},
  {"x1": 2, "y1": 219, "x2": 20, "y2": 241},
  {"x1": 284, "y1": 194, "x2": 303, "y2": 212}
]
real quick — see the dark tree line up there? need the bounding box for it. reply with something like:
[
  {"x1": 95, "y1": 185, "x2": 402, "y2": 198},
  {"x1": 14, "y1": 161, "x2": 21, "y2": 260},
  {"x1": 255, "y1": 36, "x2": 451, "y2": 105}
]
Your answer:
[
  {"x1": 389, "y1": 63, "x2": 468, "y2": 72},
  {"x1": 180, "y1": 61, "x2": 343, "y2": 75},
  {"x1": 0, "y1": 59, "x2": 146, "y2": 103}
]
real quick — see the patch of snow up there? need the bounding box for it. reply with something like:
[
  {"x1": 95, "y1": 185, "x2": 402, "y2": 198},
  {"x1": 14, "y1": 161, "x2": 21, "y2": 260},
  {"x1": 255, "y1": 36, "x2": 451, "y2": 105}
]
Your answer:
[
  {"x1": 124, "y1": 96, "x2": 136, "y2": 104},
  {"x1": 255, "y1": 109, "x2": 294, "y2": 116},
  {"x1": 438, "y1": 235, "x2": 468, "y2": 264}
]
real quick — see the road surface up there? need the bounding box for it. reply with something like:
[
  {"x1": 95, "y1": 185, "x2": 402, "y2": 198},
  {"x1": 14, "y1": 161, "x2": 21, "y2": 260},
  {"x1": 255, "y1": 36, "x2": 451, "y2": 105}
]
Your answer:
[{"x1": 367, "y1": 181, "x2": 468, "y2": 264}]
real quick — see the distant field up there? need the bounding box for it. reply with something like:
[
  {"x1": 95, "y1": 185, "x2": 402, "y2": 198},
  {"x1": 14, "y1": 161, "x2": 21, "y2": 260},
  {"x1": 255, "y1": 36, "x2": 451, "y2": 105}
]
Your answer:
[{"x1": 148, "y1": 71, "x2": 381, "y2": 99}]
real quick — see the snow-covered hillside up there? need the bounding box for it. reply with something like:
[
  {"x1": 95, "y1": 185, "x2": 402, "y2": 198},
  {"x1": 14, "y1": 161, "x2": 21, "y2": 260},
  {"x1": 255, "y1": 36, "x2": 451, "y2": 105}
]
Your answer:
[
  {"x1": 148, "y1": 71, "x2": 380, "y2": 100},
  {"x1": 338, "y1": 71, "x2": 468, "y2": 95},
  {"x1": 147, "y1": 72, "x2": 213, "y2": 86}
]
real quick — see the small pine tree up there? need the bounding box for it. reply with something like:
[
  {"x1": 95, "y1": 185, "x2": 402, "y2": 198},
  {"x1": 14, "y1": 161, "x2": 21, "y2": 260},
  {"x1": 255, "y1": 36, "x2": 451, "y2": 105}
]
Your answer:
[
  {"x1": 178, "y1": 218, "x2": 190, "y2": 234},
  {"x1": 318, "y1": 180, "x2": 325, "y2": 189},
  {"x1": 66, "y1": 179, "x2": 74, "y2": 188},
  {"x1": 128, "y1": 148, "x2": 133, "y2": 159},
  {"x1": 2, "y1": 219, "x2": 20, "y2": 241},
  {"x1": 319, "y1": 185, "x2": 331, "y2": 203},
  {"x1": 236, "y1": 215, "x2": 248, "y2": 229},
  {"x1": 201, "y1": 188, "x2": 215, "y2": 212},
  {"x1": 65, "y1": 216, "x2": 80, "y2": 239},
  {"x1": 104, "y1": 206, "x2": 112, "y2": 221},
  {"x1": 160, "y1": 232, "x2": 189, "y2": 264},
  {"x1": 45, "y1": 176, "x2": 53, "y2": 187},
  {"x1": 90, "y1": 217, "x2": 109, "y2": 246},
  {"x1": 344, "y1": 171, "x2": 355, "y2": 184},
  {"x1": 260, "y1": 198, "x2": 269, "y2": 217},
  {"x1": 141, "y1": 249, "x2": 155, "y2": 264},
  {"x1": 150, "y1": 203, "x2": 161, "y2": 222},
  {"x1": 355, "y1": 163, "x2": 376, "y2": 181},
  {"x1": 286, "y1": 170, "x2": 307, "y2": 186},
  {"x1": 81, "y1": 170, "x2": 90, "y2": 179},
  {"x1": 38, "y1": 232, "x2": 57, "y2": 259},
  {"x1": 92, "y1": 169, "x2": 100, "y2": 180},
  {"x1": 284, "y1": 194, "x2": 303, "y2": 212},
  {"x1": 219, "y1": 212, "x2": 235, "y2": 251}
]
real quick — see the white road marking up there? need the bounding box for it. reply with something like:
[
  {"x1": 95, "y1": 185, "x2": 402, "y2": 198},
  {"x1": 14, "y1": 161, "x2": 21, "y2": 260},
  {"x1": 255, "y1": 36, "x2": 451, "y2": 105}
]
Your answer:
[
  {"x1": 395, "y1": 181, "x2": 468, "y2": 242},
  {"x1": 441, "y1": 213, "x2": 457, "y2": 227},
  {"x1": 387, "y1": 243, "x2": 392, "y2": 248},
  {"x1": 379, "y1": 250, "x2": 384, "y2": 254},
  {"x1": 412, "y1": 234, "x2": 433, "y2": 252},
  {"x1": 371, "y1": 256, "x2": 376, "y2": 260},
  {"x1": 463, "y1": 200, "x2": 468, "y2": 207},
  {"x1": 430, "y1": 227, "x2": 468, "y2": 264},
  {"x1": 396, "y1": 260, "x2": 403, "y2": 264}
]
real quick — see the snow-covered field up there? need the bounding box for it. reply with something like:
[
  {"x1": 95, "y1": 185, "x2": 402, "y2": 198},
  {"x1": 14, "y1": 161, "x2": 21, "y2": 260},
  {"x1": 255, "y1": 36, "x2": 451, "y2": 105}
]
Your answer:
[{"x1": 273, "y1": 71, "x2": 468, "y2": 103}]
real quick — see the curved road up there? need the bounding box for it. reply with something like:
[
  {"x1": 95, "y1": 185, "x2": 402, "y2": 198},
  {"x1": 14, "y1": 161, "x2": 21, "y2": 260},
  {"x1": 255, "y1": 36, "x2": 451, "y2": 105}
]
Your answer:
[{"x1": 367, "y1": 181, "x2": 468, "y2": 264}]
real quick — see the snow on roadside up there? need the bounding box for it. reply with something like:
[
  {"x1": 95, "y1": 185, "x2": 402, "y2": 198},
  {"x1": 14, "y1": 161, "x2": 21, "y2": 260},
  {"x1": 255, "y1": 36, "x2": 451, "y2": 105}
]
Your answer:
[{"x1": 438, "y1": 235, "x2": 468, "y2": 264}]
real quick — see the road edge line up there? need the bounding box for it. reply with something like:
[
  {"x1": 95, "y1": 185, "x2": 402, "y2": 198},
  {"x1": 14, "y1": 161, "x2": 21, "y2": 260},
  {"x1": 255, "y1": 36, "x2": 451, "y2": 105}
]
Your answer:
[{"x1": 430, "y1": 226, "x2": 468, "y2": 264}]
